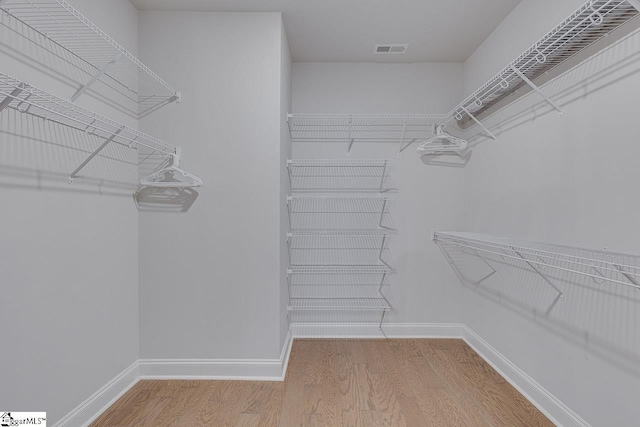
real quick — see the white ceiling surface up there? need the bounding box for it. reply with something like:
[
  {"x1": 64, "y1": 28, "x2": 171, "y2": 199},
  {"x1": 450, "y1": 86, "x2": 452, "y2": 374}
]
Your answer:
[{"x1": 130, "y1": 0, "x2": 521, "y2": 62}]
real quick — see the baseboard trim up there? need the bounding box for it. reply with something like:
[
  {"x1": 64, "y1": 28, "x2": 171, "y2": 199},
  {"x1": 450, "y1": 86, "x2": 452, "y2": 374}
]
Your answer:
[
  {"x1": 53, "y1": 327, "x2": 587, "y2": 427},
  {"x1": 52, "y1": 361, "x2": 139, "y2": 427},
  {"x1": 462, "y1": 326, "x2": 590, "y2": 427},
  {"x1": 290, "y1": 322, "x2": 466, "y2": 338},
  {"x1": 138, "y1": 331, "x2": 293, "y2": 381}
]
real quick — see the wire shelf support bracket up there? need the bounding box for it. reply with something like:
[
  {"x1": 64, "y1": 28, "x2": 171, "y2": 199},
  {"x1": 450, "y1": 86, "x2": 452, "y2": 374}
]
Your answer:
[
  {"x1": 68, "y1": 126, "x2": 123, "y2": 183},
  {"x1": 510, "y1": 66, "x2": 563, "y2": 116}
]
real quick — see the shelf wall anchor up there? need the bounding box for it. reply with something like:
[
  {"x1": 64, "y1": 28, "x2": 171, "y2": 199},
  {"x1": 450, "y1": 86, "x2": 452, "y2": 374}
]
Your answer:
[
  {"x1": 461, "y1": 106, "x2": 497, "y2": 141},
  {"x1": 69, "y1": 127, "x2": 123, "y2": 183},
  {"x1": 70, "y1": 53, "x2": 123, "y2": 102},
  {"x1": 510, "y1": 65, "x2": 563, "y2": 116}
]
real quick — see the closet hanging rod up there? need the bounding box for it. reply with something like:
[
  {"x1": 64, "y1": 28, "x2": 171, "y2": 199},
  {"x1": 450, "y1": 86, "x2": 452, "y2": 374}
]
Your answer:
[{"x1": 0, "y1": 0, "x2": 180, "y2": 116}]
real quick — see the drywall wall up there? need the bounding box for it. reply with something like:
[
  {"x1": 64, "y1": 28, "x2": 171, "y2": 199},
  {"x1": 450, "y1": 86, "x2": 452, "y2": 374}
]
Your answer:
[
  {"x1": 291, "y1": 62, "x2": 466, "y2": 328},
  {"x1": 279, "y1": 21, "x2": 292, "y2": 347},
  {"x1": 460, "y1": 1, "x2": 640, "y2": 425},
  {"x1": 0, "y1": 0, "x2": 139, "y2": 424},
  {"x1": 137, "y1": 11, "x2": 287, "y2": 359}
]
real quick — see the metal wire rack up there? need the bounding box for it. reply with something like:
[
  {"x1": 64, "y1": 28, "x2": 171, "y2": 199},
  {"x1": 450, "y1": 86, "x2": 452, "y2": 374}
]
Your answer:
[
  {"x1": 287, "y1": 113, "x2": 446, "y2": 153},
  {"x1": 0, "y1": 72, "x2": 176, "y2": 181},
  {"x1": 434, "y1": 232, "x2": 640, "y2": 294},
  {"x1": 448, "y1": 0, "x2": 639, "y2": 129},
  {"x1": 287, "y1": 159, "x2": 393, "y2": 193},
  {"x1": 287, "y1": 231, "x2": 394, "y2": 268},
  {"x1": 287, "y1": 1, "x2": 640, "y2": 153},
  {"x1": 287, "y1": 297, "x2": 392, "y2": 312},
  {"x1": 0, "y1": 0, "x2": 180, "y2": 117},
  {"x1": 287, "y1": 196, "x2": 394, "y2": 231}
]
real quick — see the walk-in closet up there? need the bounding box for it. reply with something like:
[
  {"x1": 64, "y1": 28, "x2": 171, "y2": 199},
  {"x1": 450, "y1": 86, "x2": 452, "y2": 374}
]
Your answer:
[{"x1": 1, "y1": 1, "x2": 639, "y2": 426}]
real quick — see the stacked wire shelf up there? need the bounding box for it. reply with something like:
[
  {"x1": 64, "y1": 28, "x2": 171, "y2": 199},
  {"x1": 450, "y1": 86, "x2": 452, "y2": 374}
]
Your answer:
[
  {"x1": 287, "y1": 1, "x2": 640, "y2": 153},
  {"x1": 0, "y1": 0, "x2": 193, "y2": 184},
  {"x1": 286, "y1": 160, "x2": 395, "y2": 320},
  {"x1": 0, "y1": 0, "x2": 180, "y2": 117}
]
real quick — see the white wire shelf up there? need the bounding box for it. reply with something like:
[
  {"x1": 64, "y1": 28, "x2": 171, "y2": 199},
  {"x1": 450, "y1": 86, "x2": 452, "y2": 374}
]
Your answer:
[
  {"x1": 287, "y1": 159, "x2": 394, "y2": 193},
  {"x1": 287, "y1": 2, "x2": 640, "y2": 152},
  {"x1": 0, "y1": 0, "x2": 180, "y2": 117},
  {"x1": 448, "y1": 0, "x2": 639, "y2": 129},
  {"x1": 0, "y1": 72, "x2": 176, "y2": 180},
  {"x1": 288, "y1": 265, "x2": 393, "y2": 275},
  {"x1": 434, "y1": 232, "x2": 640, "y2": 291},
  {"x1": 287, "y1": 232, "x2": 393, "y2": 268},
  {"x1": 287, "y1": 196, "x2": 394, "y2": 231},
  {"x1": 287, "y1": 297, "x2": 392, "y2": 312},
  {"x1": 287, "y1": 114, "x2": 446, "y2": 153}
]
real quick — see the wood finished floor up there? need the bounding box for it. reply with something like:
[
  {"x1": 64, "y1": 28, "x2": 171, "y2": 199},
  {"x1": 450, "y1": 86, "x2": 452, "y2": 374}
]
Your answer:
[{"x1": 91, "y1": 339, "x2": 553, "y2": 427}]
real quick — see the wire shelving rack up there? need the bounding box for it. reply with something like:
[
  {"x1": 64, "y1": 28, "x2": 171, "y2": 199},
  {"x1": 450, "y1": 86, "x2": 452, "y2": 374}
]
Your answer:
[
  {"x1": 287, "y1": 1, "x2": 640, "y2": 154},
  {"x1": 448, "y1": 0, "x2": 639, "y2": 130},
  {"x1": 287, "y1": 231, "x2": 393, "y2": 268},
  {"x1": 0, "y1": 0, "x2": 180, "y2": 117},
  {"x1": 287, "y1": 196, "x2": 394, "y2": 231},
  {"x1": 287, "y1": 159, "x2": 393, "y2": 193},
  {"x1": 0, "y1": 72, "x2": 180, "y2": 182},
  {"x1": 434, "y1": 232, "x2": 640, "y2": 298},
  {"x1": 288, "y1": 298, "x2": 392, "y2": 312},
  {"x1": 286, "y1": 160, "x2": 396, "y2": 327},
  {"x1": 287, "y1": 113, "x2": 446, "y2": 154}
]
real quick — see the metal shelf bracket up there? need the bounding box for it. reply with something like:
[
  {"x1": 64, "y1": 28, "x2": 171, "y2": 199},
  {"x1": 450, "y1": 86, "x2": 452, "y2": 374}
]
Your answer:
[
  {"x1": 510, "y1": 66, "x2": 563, "y2": 117},
  {"x1": 0, "y1": 84, "x2": 23, "y2": 113},
  {"x1": 347, "y1": 116, "x2": 354, "y2": 154},
  {"x1": 69, "y1": 126, "x2": 123, "y2": 183},
  {"x1": 461, "y1": 106, "x2": 498, "y2": 141},
  {"x1": 70, "y1": 53, "x2": 123, "y2": 102},
  {"x1": 511, "y1": 248, "x2": 564, "y2": 300},
  {"x1": 614, "y1": 264, "x2": 640, "y2": 287}
]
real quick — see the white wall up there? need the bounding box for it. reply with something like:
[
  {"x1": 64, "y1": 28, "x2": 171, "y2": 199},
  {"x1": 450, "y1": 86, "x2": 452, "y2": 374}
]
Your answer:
[
  {"x1": 279, "y1": 21, "x2": 292, "y2": 347},
  {"x1": 0, "y1": 0, "x2": 139, "y2": 424},
  {"x1": 291, "y1": 62, "x2": 466, "y2": 327},
  {"x1": 137, "y1": 11, "x2": 288, "y2": 359},
  {"x1": 460, "y1": 1, "x2": 640, "y2": 425}
]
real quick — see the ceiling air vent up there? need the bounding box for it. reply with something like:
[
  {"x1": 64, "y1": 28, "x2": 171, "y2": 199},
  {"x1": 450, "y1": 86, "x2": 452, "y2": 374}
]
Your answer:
[{"x1": 374, "y1": 44, "x2": 408, "y2": 54}]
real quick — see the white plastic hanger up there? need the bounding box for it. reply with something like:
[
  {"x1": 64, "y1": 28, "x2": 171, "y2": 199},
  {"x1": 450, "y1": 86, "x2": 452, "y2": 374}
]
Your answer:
[
  {"x1": 140, "y1": 147, "x2": 203, "y2": 188},
  {"x1": 417, "y1": 124, "x2": 468, "y2": 156}
]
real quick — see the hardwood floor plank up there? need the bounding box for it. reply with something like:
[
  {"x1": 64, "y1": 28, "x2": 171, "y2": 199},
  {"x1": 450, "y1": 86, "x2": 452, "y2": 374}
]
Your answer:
[
  {"x1": 235, "y1": 414, "x2": 261, "y2": 427},
  {"x1": 92, "y1": 340, "x2": 552, "y2": 427}
]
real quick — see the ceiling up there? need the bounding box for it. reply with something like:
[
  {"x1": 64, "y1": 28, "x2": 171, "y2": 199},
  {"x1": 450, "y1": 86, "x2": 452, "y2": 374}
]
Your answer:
[{"x1": 130, "y1": 0, "x2": 521, "y2": 63}]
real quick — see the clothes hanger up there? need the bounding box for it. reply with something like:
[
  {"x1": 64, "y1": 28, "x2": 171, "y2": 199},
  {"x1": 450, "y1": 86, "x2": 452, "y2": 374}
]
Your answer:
[
  {"x1": 417, "y1": 124, "x2": 468, "y2": 156},
  {"x1": 140, "y1": 147, "x2": 203, "y2": 188}
]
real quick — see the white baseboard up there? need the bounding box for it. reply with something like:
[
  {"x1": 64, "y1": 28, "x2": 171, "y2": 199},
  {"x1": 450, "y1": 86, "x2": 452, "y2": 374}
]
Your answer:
[
  {"x1": 462, "y1": 326, "x2": 590, "y2": 427},
  {"x1": 291, "y1": 322, "x2": 587, "y2": 427},
  {"x1": 138, "y1": 330, "x2": 293, "y2": 381},
  {"x1": 52, "y1": 361, "x2": 139, "y2": 427},
  {"x1": 54, "y1": 327, "x2": 587, "y2": 427},
  {"x1": 290, "y1": 322, "x2": 465, "y2": 338}
]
